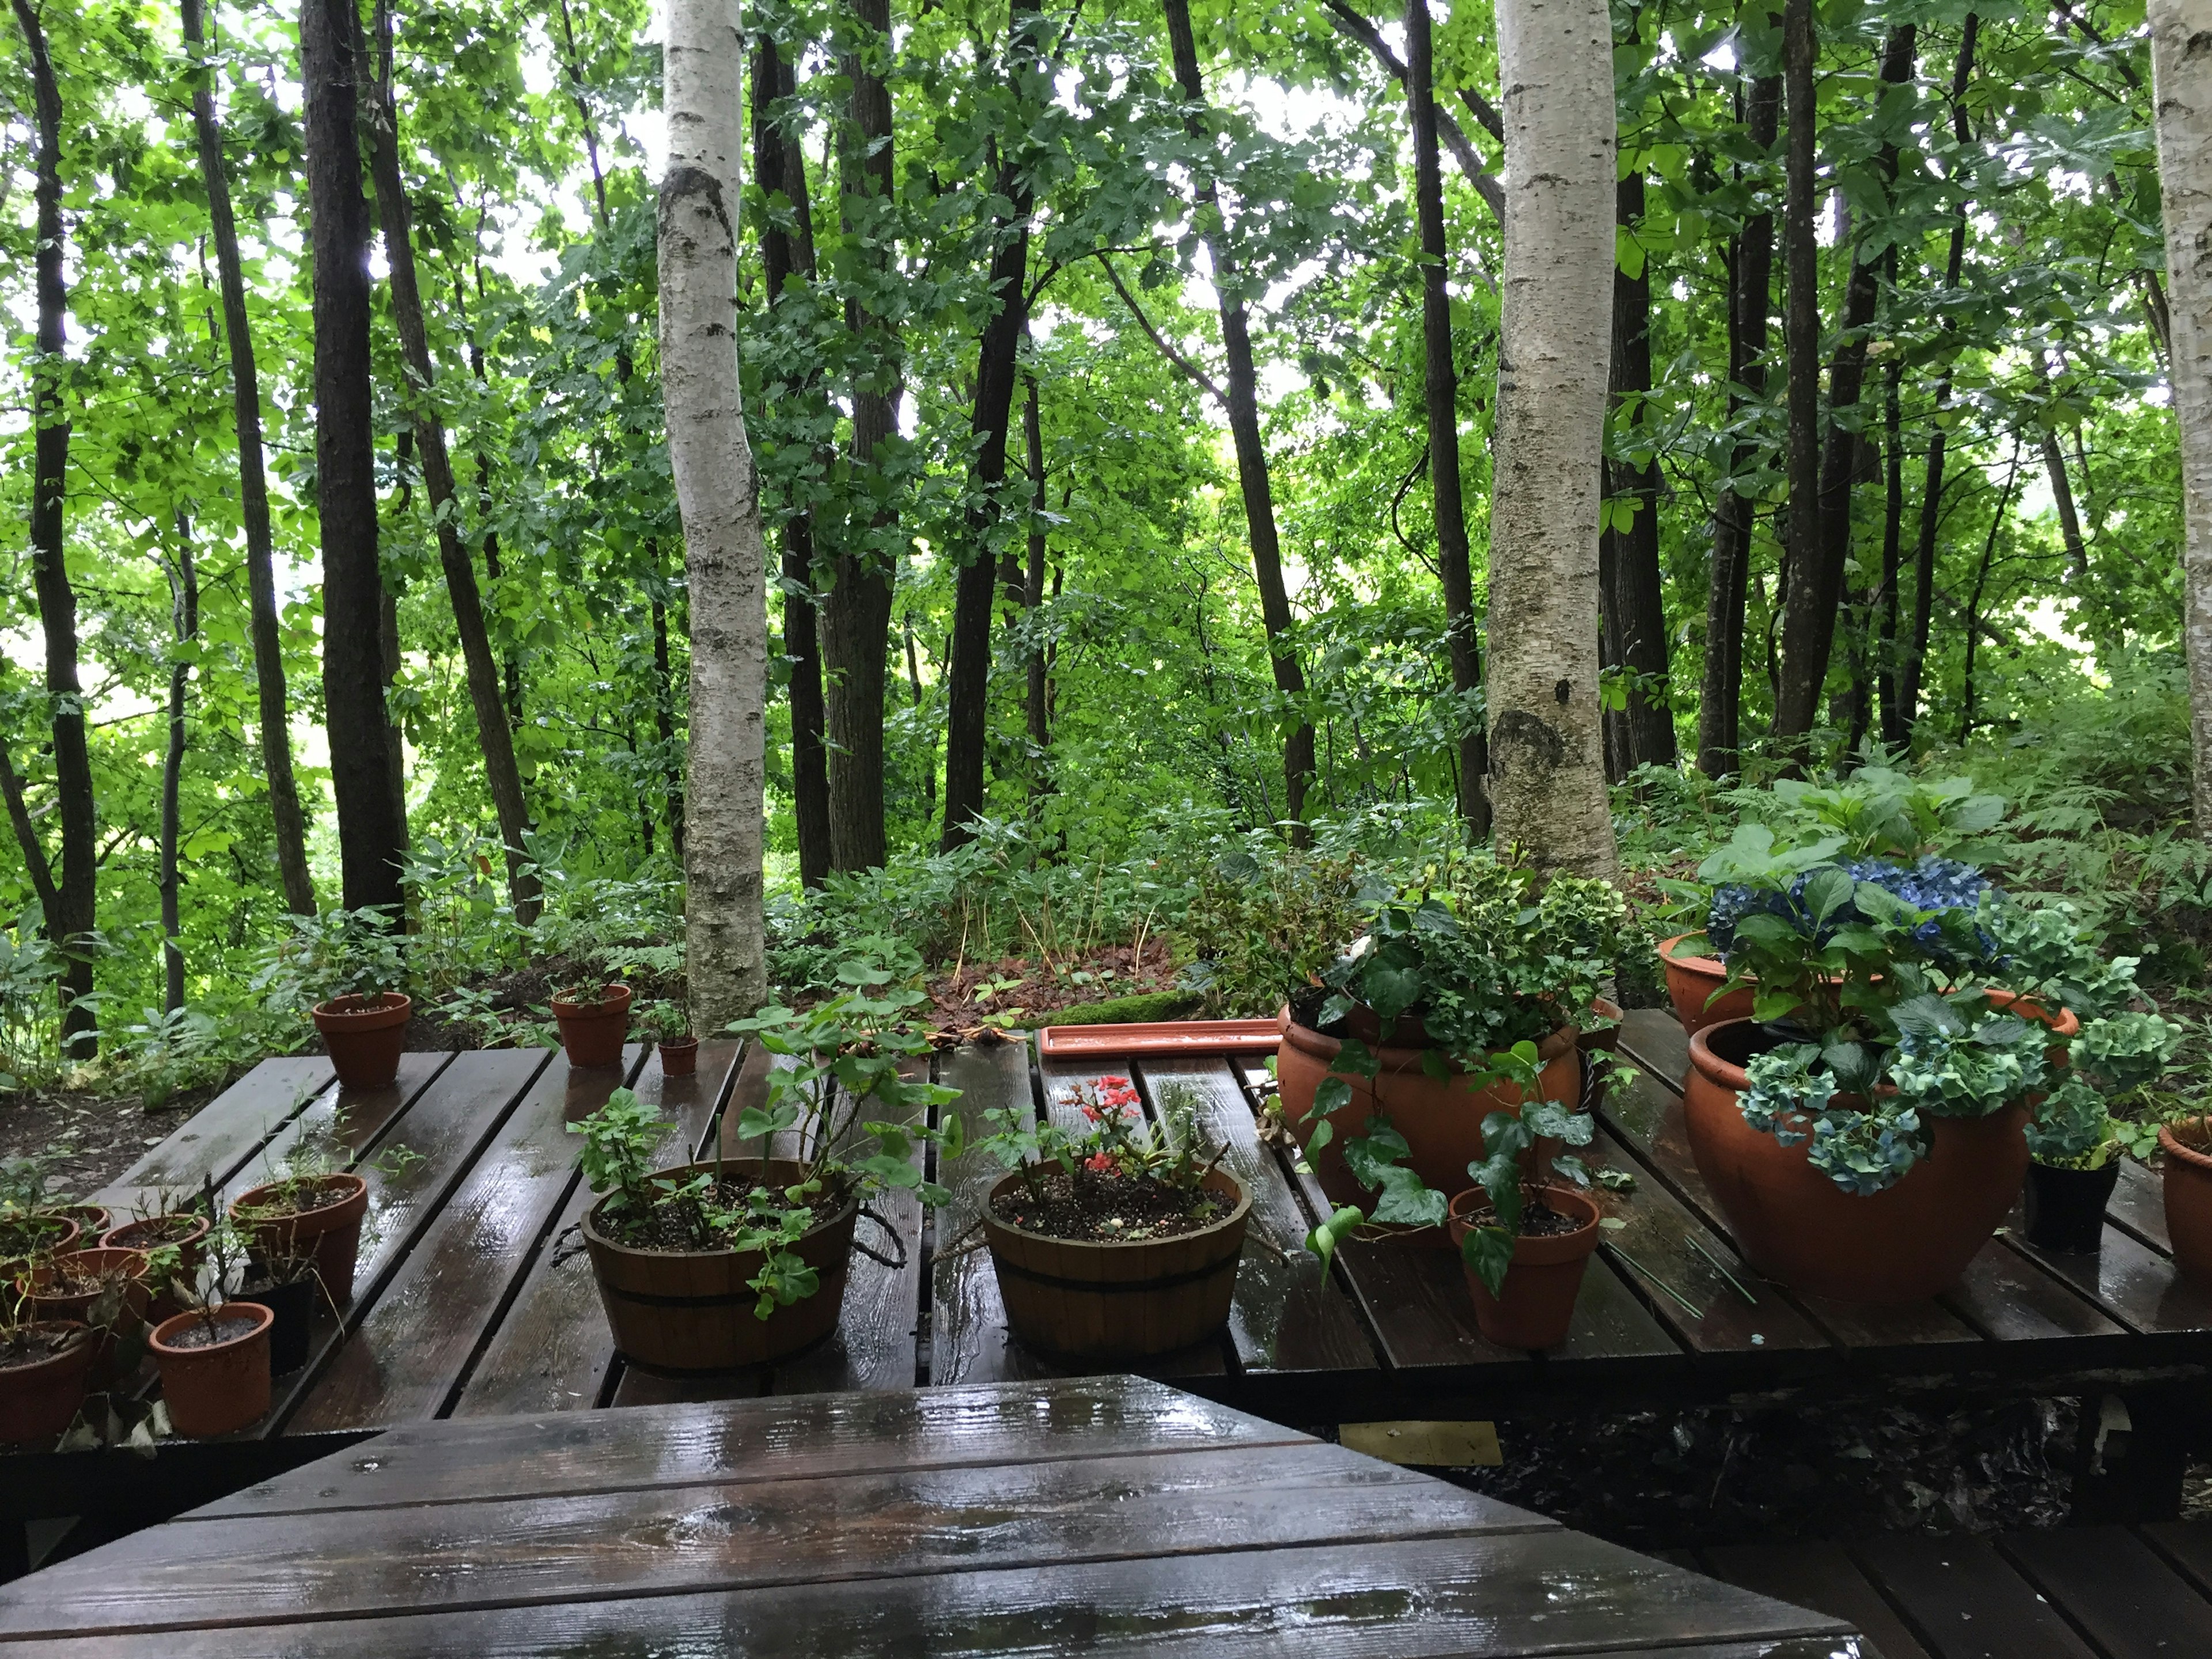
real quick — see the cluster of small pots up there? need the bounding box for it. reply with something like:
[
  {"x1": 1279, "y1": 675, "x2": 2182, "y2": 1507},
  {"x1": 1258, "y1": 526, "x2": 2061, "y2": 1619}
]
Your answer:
[{"x1": 310, "y1": 982, "x2": 694, "y2": 1090}]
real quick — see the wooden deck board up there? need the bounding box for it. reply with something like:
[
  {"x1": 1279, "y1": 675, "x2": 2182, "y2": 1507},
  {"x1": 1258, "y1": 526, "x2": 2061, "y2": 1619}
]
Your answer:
[
  {"x1": 2001, "y1": 1524, "x2": 2212, "y2": 1659},
  {"x1": 95, "y1": 1055, "x2": 336, "y2": 1216},
  {"x1": 1699, "y1": 1541, "x2": 1933, "y2": 1659},
  {"x1": 1852, "y1": 1533, "x2": 2099, "y2": 1659}
]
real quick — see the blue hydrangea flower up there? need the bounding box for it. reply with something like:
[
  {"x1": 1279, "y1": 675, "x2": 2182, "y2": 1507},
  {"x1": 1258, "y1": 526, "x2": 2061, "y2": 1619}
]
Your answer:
[{"x1": 1706, "y1": 855, "x2": 1993, "y2": 964}]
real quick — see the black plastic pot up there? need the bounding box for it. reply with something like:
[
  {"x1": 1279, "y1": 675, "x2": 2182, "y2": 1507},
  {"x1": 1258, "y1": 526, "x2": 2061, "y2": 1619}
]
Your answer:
[
  {"x1": 241, "y1": 1275, "x2": 316, "y2": 1375},
  {"x1": 2023, "y1": 1160, "x2": 2120, "y2": 1253}
]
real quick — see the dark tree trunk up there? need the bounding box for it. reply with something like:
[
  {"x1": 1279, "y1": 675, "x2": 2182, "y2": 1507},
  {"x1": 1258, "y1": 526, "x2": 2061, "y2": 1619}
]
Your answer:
[
  {"x1": 161, "y1": 517, "x2": 201, "y2": 1014},
  {"x1": 1162, "y1": 0, "x2": 1314, "y2": 838},
  {"x1": 1406, "y1": 0, "x2": 1491, "y2": 839},
  {"x1": 9, "y1": 0, "x2": 96, "y2": 1053},
  {"x1": 1876, "y1": 351, "x2": 1908, "y2": 747},
  {"x1": 183, "y1": 0, "x2": 316, "y2": 916},
  {"x1": 942, "y1": 0, "x2": 1043, "y2": 852},
  {"x1": 1773, "y1": 23, "x2": 1915, "y2": 747},
  {"x1": 367, "y1": 1, "x2": 540, "y2": 922},
  {"x1": 1771, "y1": 0, "x2": 1823, "y2": 748},
  {"x1": 302, "y1": 0, "x2": 405, "y2": 914},
  {"x1": 823, "y1": 0, "x2": 899, "y2": 872},
  {"x1": 1698, "y1": 67, "x2": 1780, "y2": 778},
  {"x1": 1021, "y1": 373, "x2": 1054, "y2": 805},
  {"x1": 1599, "y1": 170, "x2": 1677, "y2": 775},
  {"x1": 1960, "y1": 444, "x2": 2022, "y2": 743},
  {"x1": 2041, "y1": 426, "x2": 2090, "y2": 582},
  {"x1": 752, "y1": 30, "x2": 831, "y2": 887}
]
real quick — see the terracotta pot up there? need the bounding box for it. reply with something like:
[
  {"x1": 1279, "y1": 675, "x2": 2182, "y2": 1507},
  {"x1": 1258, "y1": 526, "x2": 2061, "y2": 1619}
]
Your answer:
[
  {"x1": 311, "y1": 993, "x2": 411, "y2": 1090},
  {"x1": 59, "y1": 1205, "x2": 111, "y2": 1240},
  {"x1": 2160, "y1": 1122, "x2": 2212, "y2": 1287},
  {"x1": 1683, "y1": 1018, "x2": 2033, "y2": 1302},
  {"x1": 1659, "y1": 935, "x2": 1756, "y2": 1035},
  {"x1": 2023, "y1": 1160, "x2": 2119, "y2": 1253},
  {"x1": 658, "y1": 1035, "x2": 699, "y2": 1077},
  {"x1": 553, "y1": 983, "x2": 633, "y2": 1070},
  {"x1": 581, "y1": 1158, "x2": 853, "y2": 1372},
  {"x1": 0, "y1": 1211, "x2": 79, "y2": 1279},
  {"x1": 1446, "y1": 1184, "x2": 1601, "y2": 1350},
  {"x1": 1275, "y1": 1008, "x2": 1581, "y2": 1216},
  {"x1": 982, "y1": 1169, "x2": 1249, "y2": 1361},
  {"x1": 101, "y1": 1213, "x2": 209, "y2": 1321},
  {"x1": 229, "y1": 1173, "x2": 370, "y2": 1306},
  {"x1": 0, "y1": 1320, "x2": 94, "y2": 1445},
  {"x1": 1580, "y1": 997, "x2": 1624, "y2": 1055},
  {"x1": 149, "y1": 1302, "x2": 273, "y2": 1438},
  {"x1": 30, "y1": 1246, "x2": 150, "y2": 1389}
]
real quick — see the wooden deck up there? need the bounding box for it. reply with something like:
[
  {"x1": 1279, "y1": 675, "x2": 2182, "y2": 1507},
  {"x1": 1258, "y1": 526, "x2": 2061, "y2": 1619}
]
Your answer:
[{"x1": 0, "y1": 1374, "x2": 1863, "y2": 1657}]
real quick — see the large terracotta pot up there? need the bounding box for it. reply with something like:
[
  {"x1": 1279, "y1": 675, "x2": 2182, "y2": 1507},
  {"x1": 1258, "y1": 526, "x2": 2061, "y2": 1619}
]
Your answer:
[
  {"x1": 1275, "y1": 1008, "x2": 1580, "y2": 1213},
  {"x1": 1683, "y1": 1018, "x2": 2033, "y2": 1302},
  {"x1": 553, "y1": 983, "x2": 633, "y2": 1070},
  {"x1": 1446, "y1": 1184, "x2": 1601, "y2": 1349},
  {"x1": 229, "y1": 1173, "x2": 370, "y2": 1306},
  {"x1": 311, "y1": 993, "x2": 411, "y2": 1090},
  {"x1": 2160, "y1": 1122, "x2": 2212, "y2": 1287},
  {"x1": 1660, "y1": 935, "x2": 1756, "y2": 1035}
]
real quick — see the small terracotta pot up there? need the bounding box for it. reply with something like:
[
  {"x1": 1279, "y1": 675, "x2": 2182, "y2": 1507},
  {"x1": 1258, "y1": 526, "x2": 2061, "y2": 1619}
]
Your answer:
[
  {"x1": 2160, "y1": 1122, "x2": 2212, "y2": 1287},
  {"x1": 229, "y1": 1173, "x2": 370, "y2": 1306},
  {"x1": 553, "y1": 983, "x2": 633, "y2": 1070},
  {"x1": 1275, "y1": 1009, "x2": 1580, "y2": 1221},
  {"x1": 2022, "y1": 1160, "x2": 2119, "y2": 1253},
  {"x1": 0, "y1": 1212, "x2": 79, "y2": 1279},
  {"x1": 1447, "y1": 1184, "x2": 1601, "y2": 1349},
  {"x1": 311, "y1": 992, "x2": 411, "y2": 1090},
  {"x1": 1659, "y1": 935, "x2": 1756, "y2": 1035},
  {"x1": 659, "y1": 1035, "x2": 699, "y2": 1077},
  {"x1": 101, "y1": 1213, "x2": 209, "y2": 1321},
  {"x1": 149, "y1": 1302, "x2": 274, "y2": 1438},
  {"x1": 31, "y1": 1247, "x2": 150, "y2": 1388},
  {"x1": 0, "y1": 1320, "x2": 94, "y2": 1445},
  {"x1": 59, "y1": 1205, "x2": 112, "y2": 1240}
]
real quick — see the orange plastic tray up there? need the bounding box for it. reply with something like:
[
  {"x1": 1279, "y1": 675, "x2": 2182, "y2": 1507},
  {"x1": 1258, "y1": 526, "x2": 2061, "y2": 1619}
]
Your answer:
[{"x1": 1036, "y1": 1018, "x2": 1281, "y2": 1058}]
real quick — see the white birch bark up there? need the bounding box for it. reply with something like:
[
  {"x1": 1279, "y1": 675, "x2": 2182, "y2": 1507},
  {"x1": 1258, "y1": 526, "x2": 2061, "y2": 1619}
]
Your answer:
[
  {"x1": 1486, "y1": 0, "x2": 1621, "y2": 881},
  {"x1": 662, "y1": 0, "x2": 768, "y2": 1023},
  {"x1": 2149, "y1": 2, "x2": 2212, "y2": 839}
]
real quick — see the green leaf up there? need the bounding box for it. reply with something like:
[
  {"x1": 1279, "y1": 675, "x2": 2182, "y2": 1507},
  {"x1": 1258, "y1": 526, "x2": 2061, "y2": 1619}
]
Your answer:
[{"x1": 1460, "y1": 1224, "x2": 1515, "y2": 1298}]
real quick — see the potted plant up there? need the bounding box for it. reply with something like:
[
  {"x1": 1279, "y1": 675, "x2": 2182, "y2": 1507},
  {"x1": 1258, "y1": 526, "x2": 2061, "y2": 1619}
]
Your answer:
[
  {"x1": 642, "y1": 999, "x2": 698, "y2": 1076},
  {"x1": 2021, "y1": 1012, "x2": 2184, "y2": 1253},
  {"x1": 572, "y1": 967, "x2": 956, "y2": 1370},
  {"x1": 2162, "y1": 1115, "x2": 2212, "y2": 1286},
  {"x1": 551, "y1": 979, "x2": 634, "y2": 1070},
  {"x1": 261, "y1": 907, "x2": 413, "y2": 1090},
  {"x1": 968, "y1": 1076, "x2": 1249, "y2": 1360},
  {"x1": 1679, "y1": 831, "x2": 2180, "y2": 1302},
  {"x1": 28, "y1": 1245, "x2": 158, "y2": 1388},
  {"x1": 1274, "y1": 861, "x2": 1624, "y2": 1224},
  {"x1": 0, "y1": 1156, "x2": 83, "y2": 1275},
  {"x1": 101, "y1": 1191, "x2": 211, "y2": 1319},
  {"x1": 147, "y1": 1217, "x2": 274, "y2": 1438},
  {"x1": 0, "y1": 1286, "x2": 92, "y2": 1446}
]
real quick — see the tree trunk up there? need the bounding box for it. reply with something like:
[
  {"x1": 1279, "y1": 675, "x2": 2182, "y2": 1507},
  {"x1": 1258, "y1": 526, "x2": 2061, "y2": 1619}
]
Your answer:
[
  {"x1": 1021, "y1": 372, "x2": 1054, "y2": 805},
  {"x1": 9, "y1": 0, "x2": 97, "y2": 1053},
  {"x1": 302, "y1": 0, "x2": 406, "y2": 915},
  {"x1": 1876, "y1": 351, "x2": 1907, "y2": 747},
  {"x1": 1771, "y1": 0, "x2": 1823, "y2": 750},
  {"x1": 1406, "y1": 0, "x2": 1492, "y2": 840},
  {"x1": 1959, "y1": 442, "x2": 2022, "y2": 744},
  {"x1": 1161, "y1": 0, "x2": 1315, "y2": 838},
  {"x1": 1698, "y1": 67, "x2": 1780, "y2": 779},
  {"x1": 661, "y1": 0, "x2": 770, "y2": 1024},
  {"x1": 182, "y1": 0, "x2": 316, "y2": 916},
  {"x1": 2150, "y1": 0, "x2": 2212, "y2": 836},
  {"x1": 1487, "y1": 0, "x2": 1620, "y2": 882},
  {"x1": 366, "y1": 1, "x2": 540, "y2": 923},
  {"x1": 821, "y1": 0, "x2": 898, "y2": 872},
  {"x1": 942, "y1": 0, "x2": 1044, "y2": 852},
  {"x1": 2041, "y1": 426, "x2": 2090, "y2": 584},
  {"x1": 161, "y1": 516, "x2": 201, "y2": 1014},
  {"x1": 752, "y1": 29, "x2": 831, "y2": 888}
]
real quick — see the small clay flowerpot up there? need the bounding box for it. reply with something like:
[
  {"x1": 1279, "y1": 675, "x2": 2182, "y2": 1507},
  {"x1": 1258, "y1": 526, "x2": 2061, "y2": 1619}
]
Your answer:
[
  {"x1": 312, "y1": 992, "x2": 411, "y2": 1090},
  {"x1": 59, "y1": 1205, "x2": 112, "y2": 1239},
  {"x1": 2160, "y1": 1122, "x2": 2212, "y2": 1287},
  {"x1": 1447, "y1": 1184, "x2": 1602, "y2": 1350},
  {"x1": 2022, "y1": 1160, "x2": 2120, "y2": 1254},
  {"x1": 1659, "y1": 935, "x2": 1757, "y2": 1036},
  {"x1": 230, "y1": 1173, "x2": 370, "y2": 1306},
  {"x1": 101, "y1": 1213, "x2": 210, "y2": 1321},
  {"x1": 552, "y1": 984, "x2": 633, "y2": 1070},
  {"x1": 0, "y1": 1320, "x2": 93, "y2": 1445},
  {"x1": 0, "y1": 1212, "x2": 80, "y2": 1281},
  {"x1": 149, "y1": 1302, "x2": 273, "y2": 1438},
  {"x1": 658, "y1": 1035, "x2": 699, "y2": 1077},
  {"x1": 30, "y1": 1247, "x2": 150, "y2": 1389},
  {"x1": 239, "y1": 1275, "x2": 316, "y2": 1376}
]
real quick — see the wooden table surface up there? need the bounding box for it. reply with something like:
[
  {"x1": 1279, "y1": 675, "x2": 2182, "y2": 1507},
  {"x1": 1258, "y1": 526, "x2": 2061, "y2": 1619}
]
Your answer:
[{"x1": 0, "y1": 1374, "x2": 1862, "y2": 1657}]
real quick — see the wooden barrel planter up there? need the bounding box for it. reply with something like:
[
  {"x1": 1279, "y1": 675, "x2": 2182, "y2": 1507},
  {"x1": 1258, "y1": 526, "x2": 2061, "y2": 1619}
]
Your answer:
[
  {"x1": 981, "y1": 1168, "x2": 1249, "y2": 1361},
  {"x1": 580, "y1": 1159, "x2": 856, "y2": 1373}
]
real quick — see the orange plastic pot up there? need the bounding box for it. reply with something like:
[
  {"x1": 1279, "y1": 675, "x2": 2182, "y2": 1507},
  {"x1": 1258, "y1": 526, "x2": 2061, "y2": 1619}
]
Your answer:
[
  {"x1": 149, "y1": 1302, "x2": 273, "y2": 1438},
  {"x1": 311, "y1": 992, "x2": 411, "y2": 1090},
  {"x1": 230, "y1": 1173, "x2": 370, "y2": 1306},
  {"x1": 553, "y1": 984, "x2": 633, "y2": 1070},
  {"x1": 1659, "y1": 935, "x2": 1756, "y2": 1035},
  {"x1": 0, "y1": 1321, "x2": 94, "y2": 1445},
  {"x1": 1446, "y1": 1185, "x2": 1601, "y2": 1349},
  {"x1": 2160, "y1": 1122, "x2": 2212, "y2": 1287},
  {"x1": 1275, "y1": 1007, "x2": 1580, "y2": 1218},
  {"x1": 1683, "y1": 1017, "x2": 2054, "y2": 1302}
]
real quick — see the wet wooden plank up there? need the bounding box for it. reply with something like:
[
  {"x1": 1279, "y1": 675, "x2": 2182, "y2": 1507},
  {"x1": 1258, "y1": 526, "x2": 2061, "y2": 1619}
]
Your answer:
[
  {"x1": 285, "y1": 1048, "x2": 643, "y2": 1433},
  {"x1": 1619, "y1": 1005, "x2": 1693, "y2": 1094},
  {"x1": 2108, "y1": 1161, "x2": 2173, "y2": 1253},
  {"x1": 1853, "y1": 1533, "x2": 2098, "y2": 1659},
  {"x1": 1137, "y1": 1055, "x2": 1378, "y2": 1377},
  {"x1": 452, "y1": 1041, "x2": 743, "y2": 1418},
  {"x1": 2000, "y1": 1525, "x2": 2212, "y2": 1659},
  {"x1": 215, "y1": 1054, "x2": 453, "y2": 1210},
  {"x1": 198, "y1": 1376, "x2": 1305, "y2": 1518},
  {"x1": 95, "y1": 1056, "x2": 336, "y2": 1215},
  {"x1": 2141, "y1": 1518, "x2": 2212, "y2": 1594},
  {"x1": 1700, "y1": 1541, "x2": 1933, "y2": 1659},
  {"x1": 1936, "y1": 1231, "x2": 2129, "y2": 1355},
  {"x1": 2009, "y1": 1219, "x2": 2212, "y2": 1337}
]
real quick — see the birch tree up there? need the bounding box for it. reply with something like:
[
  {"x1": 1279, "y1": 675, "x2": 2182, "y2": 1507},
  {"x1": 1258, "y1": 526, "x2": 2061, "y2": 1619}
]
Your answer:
[
  {"x1": 661, "y1": 0, "x2": 769, "y2": 1022},
  {"x1": 1484, "y1": 0, "x2": 1620, "y2": 881},
  {"x1": 2150, "y1": 0, "x2": 2212, "y2": 837}
]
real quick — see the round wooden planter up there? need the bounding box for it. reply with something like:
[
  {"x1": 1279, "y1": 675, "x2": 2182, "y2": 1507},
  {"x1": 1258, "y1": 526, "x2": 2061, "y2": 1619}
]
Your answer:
[
  {"x1": 149, "y1": 1302, "x2": 273, "y2": 1439},
  {"x1": 2160, "y1": 1123, "x2": 2212, "y2": 1287},
  {"x1": 230, "y1": 1173, "x2": 370, "y2": 1306},
  {"x1": 1275, "y1": 1008, "x2": 1580, "y2": 1215},
  {"x1": 0, "y1": 1321, "x2": 93, "y2": 1445},
  {"x1": 1446, "y1": 1184, "x2": 1602, "y2": 1350},
  {"x1": 554, "y1": 984, "x2": 633, "y2": 1070},
  {"x1": 980, "y1": 1168, "x2": 1249, "y2": 1361},
  {"x1": 1658, "y1": 935, "x2": 1756, "y2": 1035},
  {"x1": 581, "y1": 1159, "x2": 855, "y2": 1372},
  {"x1": 1684, "y1": 1018, "x2": 2036, "y2": 1303},
  {"x1": 311, "y1": 993, "x2": 411, "y2": 1091}
]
